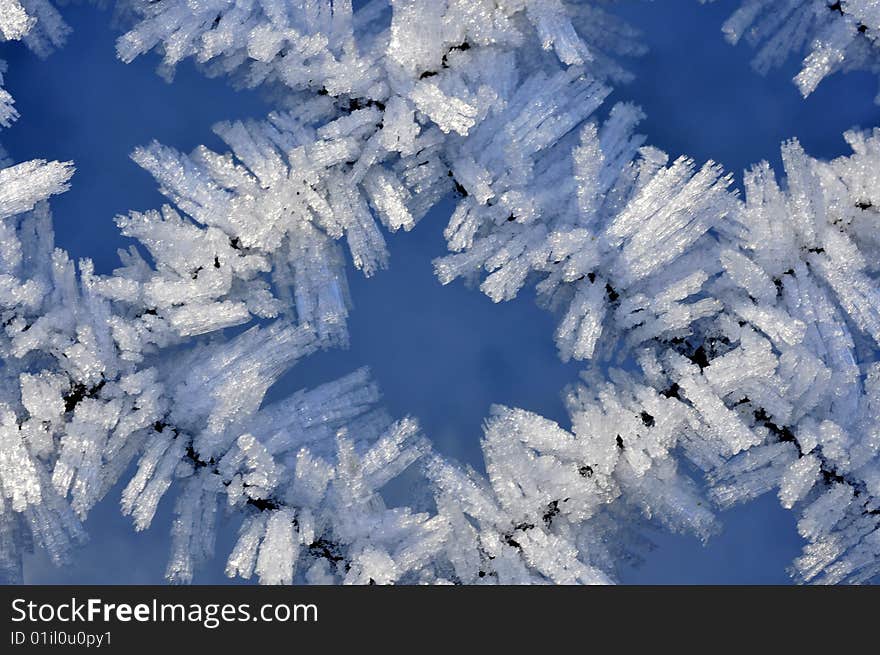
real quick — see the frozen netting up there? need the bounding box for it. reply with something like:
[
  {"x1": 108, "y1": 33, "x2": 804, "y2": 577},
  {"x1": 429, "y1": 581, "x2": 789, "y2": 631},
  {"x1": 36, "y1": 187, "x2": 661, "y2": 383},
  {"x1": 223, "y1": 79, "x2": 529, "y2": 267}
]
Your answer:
[
  {"x1": 2, "y1": 0, "x2": 880, "y2": 585},
  {"x1": 704, "y1": 0, "x2": 880, "y2": 100}
]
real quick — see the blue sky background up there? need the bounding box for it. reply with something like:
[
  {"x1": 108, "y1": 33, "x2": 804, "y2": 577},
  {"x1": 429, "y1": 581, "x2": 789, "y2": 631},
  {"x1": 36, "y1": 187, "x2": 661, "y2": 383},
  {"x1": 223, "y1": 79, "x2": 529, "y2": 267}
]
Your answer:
[{"x1": 4, "y1": 0, "x2": 879, "y2": 584}]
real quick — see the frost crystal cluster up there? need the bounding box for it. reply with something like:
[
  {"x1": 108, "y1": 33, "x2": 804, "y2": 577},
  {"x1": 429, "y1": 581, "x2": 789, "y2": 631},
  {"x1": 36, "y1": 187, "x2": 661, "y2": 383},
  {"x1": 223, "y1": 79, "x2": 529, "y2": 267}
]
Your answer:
[
  {"x1": 1, "y1": 0, "x2": 879, "y2": 585},
  {"x1": 706, "y1": 0, "x2": 880, "y2": 100}
]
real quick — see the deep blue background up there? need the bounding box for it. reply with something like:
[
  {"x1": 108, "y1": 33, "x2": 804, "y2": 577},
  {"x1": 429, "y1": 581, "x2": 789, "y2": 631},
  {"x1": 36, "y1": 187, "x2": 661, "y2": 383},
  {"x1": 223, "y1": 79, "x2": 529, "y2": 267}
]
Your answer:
[{"x1": 4, "y1": 1, "x2": 878, "y2": 584}]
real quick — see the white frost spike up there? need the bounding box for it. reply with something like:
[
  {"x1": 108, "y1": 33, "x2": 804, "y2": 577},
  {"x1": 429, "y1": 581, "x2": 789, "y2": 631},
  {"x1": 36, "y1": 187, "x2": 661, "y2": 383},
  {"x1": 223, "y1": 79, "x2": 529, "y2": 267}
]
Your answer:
[
  {"x1": 10, "y1": 0, "x2": 69, "y2": 57},
  {"x1": 720, "y1": 247, "x2": 777, "y2": 304},
  {"x1": 345, "y1": 547, "x2": 398, "y2": 586},
  {"x1": 220, "y1": 433, "x2": 280, "y2": 503},
  {"x1": 226, "y1": 514, "x2": 268, "y2": 580},
  {"x1": 527, "y1": 0, "x2": 592, "y2": 65},
  {"x1": 121, "y1": 433, "x2": 186, "y2": 531},
  {"x1": 778, "y1": 454, "x2": 821, "y2": 509},
  {"x1": 555, "y1": 279, "x2": 606, "y2": 362},
  {"x1": 410, "y1": 82, "x2": 479, "y2": 136},
  {"x1": 0, "y1": 159, "x2": 73, "y2": 219},
  {"x1": 679, "y1": 374, "x2": 763, "y2": 456},
  {"x1": 604, "y1": 157, "x2": 733, "y2": 287},
  {"x1": 255, "y1": 509, "x2": 298, "y2": 585},
  {"x1": 710, "y1": 443, "x2": 799, "y2": 508},
  {"x1": 0, "y1": 0, "x2": 34, "y2": 42},
  {"x1": 166, "y1": 472, "x2": 219, "y2": 584},
  {"x1": 798, "y1": 483, "x2": 854, "y2": 543},
  {"x1": 172, "y1": 322, "x2": 317, "y2": 456},
  {"x1": 288, "y1": 448, "x2": 334, "y2": 508},
  {"x1": 0, "y1": 407, "x2": 42, "y2": 511}
]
